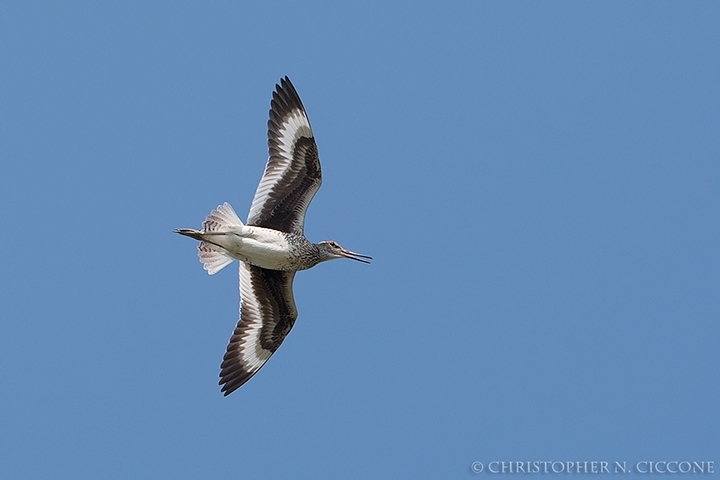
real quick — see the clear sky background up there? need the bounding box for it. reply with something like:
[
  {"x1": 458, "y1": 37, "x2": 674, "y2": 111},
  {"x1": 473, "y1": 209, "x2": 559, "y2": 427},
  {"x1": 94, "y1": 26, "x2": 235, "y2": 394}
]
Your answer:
[{"x1": 1, "y1": 2, "x2": 718, "y2": 479}]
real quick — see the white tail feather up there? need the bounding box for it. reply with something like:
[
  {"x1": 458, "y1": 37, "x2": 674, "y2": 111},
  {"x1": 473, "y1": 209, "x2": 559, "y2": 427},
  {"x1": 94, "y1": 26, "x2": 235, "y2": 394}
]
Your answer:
[
  {"x1": 196, "y1": 203, "x2": 244, "y2": 274},
  {"x1": 202, "y1": 202, "x2": 243, "y2": 231},
  {"x1": 198, "y1": 242, "x2": 234, "y2": 275}
]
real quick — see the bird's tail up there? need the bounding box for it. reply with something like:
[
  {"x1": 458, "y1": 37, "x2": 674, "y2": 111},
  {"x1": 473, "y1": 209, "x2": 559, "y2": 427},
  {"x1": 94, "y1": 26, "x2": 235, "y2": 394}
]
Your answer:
[
  {"x1": 201, "y1": 202, "x2": 244, "y2": 232},
  {"x1": 176, "y1": 202, "x2": 244, "y2": 275}
]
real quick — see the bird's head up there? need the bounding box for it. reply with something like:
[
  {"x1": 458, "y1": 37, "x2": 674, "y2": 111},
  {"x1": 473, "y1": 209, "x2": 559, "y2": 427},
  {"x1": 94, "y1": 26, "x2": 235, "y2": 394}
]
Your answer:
[{"x1": 318, "y1": 240, "x2": 372, "y2": 264}]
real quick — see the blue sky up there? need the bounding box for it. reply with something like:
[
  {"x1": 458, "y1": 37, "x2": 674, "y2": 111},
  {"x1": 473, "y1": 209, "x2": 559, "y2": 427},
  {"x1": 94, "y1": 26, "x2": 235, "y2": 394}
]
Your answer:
[{"x1": 1, "y1": 2, "x2": 718, "y2": 479}]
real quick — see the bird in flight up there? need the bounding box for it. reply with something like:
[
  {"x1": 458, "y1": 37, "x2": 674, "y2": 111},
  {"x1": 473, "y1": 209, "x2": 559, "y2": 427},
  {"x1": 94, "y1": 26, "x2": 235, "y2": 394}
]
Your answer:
[{"x1": 176, "y1": 77, "x2": 371, "y2": 395}]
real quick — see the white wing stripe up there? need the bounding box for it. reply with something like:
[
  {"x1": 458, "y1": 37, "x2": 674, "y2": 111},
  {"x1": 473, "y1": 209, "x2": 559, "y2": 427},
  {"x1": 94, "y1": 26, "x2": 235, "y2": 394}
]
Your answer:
[
  {"x1": 276, "y1": 110, "x2": 312, "y2": 159},
  {"x1": 237, "y1": 262, "x2": 272, "y2": 371},
  {"x1": 247, "y1": 108, "x2": 312, "y2": 222}
]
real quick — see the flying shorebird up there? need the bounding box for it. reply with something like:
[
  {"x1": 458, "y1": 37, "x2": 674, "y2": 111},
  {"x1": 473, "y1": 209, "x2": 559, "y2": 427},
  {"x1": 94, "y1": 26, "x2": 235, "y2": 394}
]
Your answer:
[{"x1": 176, "y1": 77, "x2": 371, "y2": 395}]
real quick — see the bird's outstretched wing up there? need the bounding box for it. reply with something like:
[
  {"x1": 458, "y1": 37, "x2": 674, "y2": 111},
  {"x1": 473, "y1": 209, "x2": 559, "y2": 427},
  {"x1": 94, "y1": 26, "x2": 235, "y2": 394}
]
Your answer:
[
  {"x1": 246, "y1": 76, "x2": 322, "y2": 234},
  {"x1": 219, "y1": 262, "x2": 298, "y2": 395}
]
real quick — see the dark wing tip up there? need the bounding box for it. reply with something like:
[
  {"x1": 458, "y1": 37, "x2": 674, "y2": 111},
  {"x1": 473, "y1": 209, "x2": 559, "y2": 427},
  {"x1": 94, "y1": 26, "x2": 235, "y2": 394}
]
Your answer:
[
  {"x1": 277, "y1": 76, "x2": 300, "y2": 104},
  {"x1": 217, "y1": 343, "x2": 258, "y2": 396},
  {"x1": 269, "y1": 76, "x2": 308, "y2": 127},
  {"x1": 219, "y1": 364, "x2": 254, "y2": 396},
  {"x1": 219, "y1": 377, "x2": 244, "y2": 396}
]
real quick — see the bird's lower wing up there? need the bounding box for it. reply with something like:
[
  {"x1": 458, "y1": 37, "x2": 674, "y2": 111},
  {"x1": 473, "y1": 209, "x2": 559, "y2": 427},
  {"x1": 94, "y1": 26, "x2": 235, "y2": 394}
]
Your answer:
[{"x1": 219, "y1": 263, "x2": 298, "y2": 395}]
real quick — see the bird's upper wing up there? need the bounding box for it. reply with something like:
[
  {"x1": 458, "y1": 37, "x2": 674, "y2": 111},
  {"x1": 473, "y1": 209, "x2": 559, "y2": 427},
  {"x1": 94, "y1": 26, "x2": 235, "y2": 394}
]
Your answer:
[
  {"x1": 246, "y1": 76, "x2": 322, "y2": 234},
  {"x1": 219, "y1": 262, "x2": 298, "y2": 395}
]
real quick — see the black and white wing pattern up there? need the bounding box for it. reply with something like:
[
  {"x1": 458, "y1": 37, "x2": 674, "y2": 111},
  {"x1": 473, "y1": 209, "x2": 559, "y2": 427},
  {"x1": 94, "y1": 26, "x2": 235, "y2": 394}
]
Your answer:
[
  {"x1": 219, "y1": 262, "x2": 298, "y2": 395},
  {"x1": 246, "y1": 76, "x2": 322, "y2": 234}
]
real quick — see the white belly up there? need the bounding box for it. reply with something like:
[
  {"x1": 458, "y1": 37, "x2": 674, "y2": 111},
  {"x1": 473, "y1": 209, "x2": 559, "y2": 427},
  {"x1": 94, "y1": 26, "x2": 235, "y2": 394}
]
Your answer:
[{"x1": 211, "y1": 226, "x2": 293, "y2": 270}]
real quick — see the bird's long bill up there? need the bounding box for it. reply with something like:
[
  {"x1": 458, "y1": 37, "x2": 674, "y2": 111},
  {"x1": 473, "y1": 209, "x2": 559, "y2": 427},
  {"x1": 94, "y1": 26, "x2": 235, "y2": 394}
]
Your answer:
[{"x1": 340, "y1": 248, "x2": 372, "y2": 264}]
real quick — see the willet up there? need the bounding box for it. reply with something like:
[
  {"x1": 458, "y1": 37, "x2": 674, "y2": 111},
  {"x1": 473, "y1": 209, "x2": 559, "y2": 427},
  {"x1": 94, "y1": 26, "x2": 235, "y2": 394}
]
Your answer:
[{"x1": 176, "y1": 77, "x2": 370, "y2": 395}]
